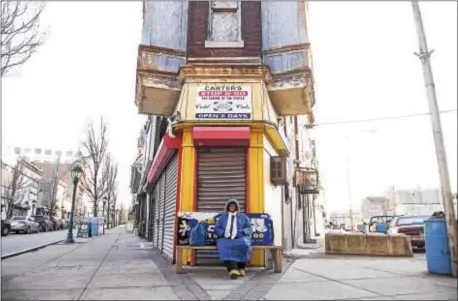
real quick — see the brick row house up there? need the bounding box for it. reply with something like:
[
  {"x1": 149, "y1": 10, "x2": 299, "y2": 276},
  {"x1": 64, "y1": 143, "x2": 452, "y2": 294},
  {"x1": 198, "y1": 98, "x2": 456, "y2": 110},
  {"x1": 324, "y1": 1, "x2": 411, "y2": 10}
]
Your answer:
[{"x1": 131, "y1": 1, "x2": 323, "y2": 267}]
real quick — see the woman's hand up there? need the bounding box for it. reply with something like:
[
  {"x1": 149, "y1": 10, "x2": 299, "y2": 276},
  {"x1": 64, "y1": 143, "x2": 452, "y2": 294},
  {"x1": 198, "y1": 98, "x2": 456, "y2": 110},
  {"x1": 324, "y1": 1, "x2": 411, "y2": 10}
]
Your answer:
[{"x1": 224, "y1": 232, "x2": 231, "y2": 238}]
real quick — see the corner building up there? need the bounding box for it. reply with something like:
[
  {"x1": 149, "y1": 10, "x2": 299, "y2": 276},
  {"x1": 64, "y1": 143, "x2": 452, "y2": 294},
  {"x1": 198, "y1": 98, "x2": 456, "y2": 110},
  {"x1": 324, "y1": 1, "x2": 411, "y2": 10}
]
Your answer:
[{"x1": 135, "y1": 1, "x2": 319, "y2": 267}]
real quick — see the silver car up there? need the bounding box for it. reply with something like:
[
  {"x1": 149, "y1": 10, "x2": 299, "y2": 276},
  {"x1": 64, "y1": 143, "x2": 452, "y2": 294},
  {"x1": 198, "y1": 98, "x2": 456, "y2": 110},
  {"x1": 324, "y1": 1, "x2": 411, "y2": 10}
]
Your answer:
[{"x1": 10, "y1": 216, "x2": 39, "y2": 234}]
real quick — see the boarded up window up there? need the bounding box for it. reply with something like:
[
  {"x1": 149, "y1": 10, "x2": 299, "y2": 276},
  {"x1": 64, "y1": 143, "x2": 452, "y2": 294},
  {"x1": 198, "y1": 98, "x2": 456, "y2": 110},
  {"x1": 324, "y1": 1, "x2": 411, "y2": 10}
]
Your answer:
[{"x1": 208, "y1": 1, "x2": 241, "y2": 43}]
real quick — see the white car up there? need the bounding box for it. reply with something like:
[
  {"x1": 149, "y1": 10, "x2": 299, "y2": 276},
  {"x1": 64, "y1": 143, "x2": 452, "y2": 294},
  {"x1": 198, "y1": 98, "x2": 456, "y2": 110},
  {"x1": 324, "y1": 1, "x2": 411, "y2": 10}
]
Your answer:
[{"x1": 10, "y1": 216, "x2": 40, "y2": 234}]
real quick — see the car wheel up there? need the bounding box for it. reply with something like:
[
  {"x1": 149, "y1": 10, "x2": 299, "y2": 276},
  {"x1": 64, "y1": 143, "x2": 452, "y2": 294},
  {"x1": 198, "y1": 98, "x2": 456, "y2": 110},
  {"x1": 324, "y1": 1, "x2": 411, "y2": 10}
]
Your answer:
[
  {"x1": 26, "y1": 227, "x2": 31, "y2": 234},
  {"x1": 1, "y1": 227, "x2": 9, "y2": 236}
]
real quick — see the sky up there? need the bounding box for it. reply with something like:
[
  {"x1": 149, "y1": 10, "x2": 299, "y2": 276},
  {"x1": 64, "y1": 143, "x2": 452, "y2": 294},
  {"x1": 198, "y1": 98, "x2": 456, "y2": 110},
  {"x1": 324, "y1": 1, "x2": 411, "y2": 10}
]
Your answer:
[
  {"x1": 2, "y1": 1, "x2": 457, "y2": 212},
  {"x1": 308, "y1": 1, "x2": 457, "y2": 211}
]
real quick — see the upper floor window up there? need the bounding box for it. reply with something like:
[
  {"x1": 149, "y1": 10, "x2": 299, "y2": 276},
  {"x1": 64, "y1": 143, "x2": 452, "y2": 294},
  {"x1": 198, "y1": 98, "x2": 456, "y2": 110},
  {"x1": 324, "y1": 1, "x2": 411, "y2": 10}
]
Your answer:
[
  {"x1": 65, "y1": 151, "x2": 73, "y2": 157},
  {"x1": 35, "y1": 148, "x2": 42, "y2": 155},
  {"x1": 55, "y1": 150, "x2": 62, "y2": 156},
  {"x1": 14, "y1": 147, "x2": 21, "y2": 154},
  {"x1": 24, "y1": 148, "x2": 31, "y2": 154},
  {"x1": 45, "y1": 149, "x2": 52, "y2": 155},
  {"x1": 205, "y1": 1, "x2": 244, "y2": 48}
]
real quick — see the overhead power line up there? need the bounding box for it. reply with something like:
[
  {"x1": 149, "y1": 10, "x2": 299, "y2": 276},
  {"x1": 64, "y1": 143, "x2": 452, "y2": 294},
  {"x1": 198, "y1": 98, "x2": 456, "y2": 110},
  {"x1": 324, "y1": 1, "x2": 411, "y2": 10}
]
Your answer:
[{"x1": 312, "y1": 109, "x2": 457, "y2": 127}]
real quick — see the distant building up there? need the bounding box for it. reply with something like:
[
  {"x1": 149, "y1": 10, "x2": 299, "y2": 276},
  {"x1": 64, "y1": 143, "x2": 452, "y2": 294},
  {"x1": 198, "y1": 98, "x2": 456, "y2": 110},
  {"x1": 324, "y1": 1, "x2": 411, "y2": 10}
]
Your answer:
[
  {"x1": 361, "y1": 187, "x2": 458, "y2": 218},
  {"x1": 1, "y1": 157, "x2": 42, "y2": 218},
  {"x1": 6, "y1": 145, "x2": 81, "y2": 165},
  {"x1": 34, "y1": 162, "x2": 86, "y2": 219},
  {"x1": 361, "y1": 197, "x2": 394, "y2": 220}
]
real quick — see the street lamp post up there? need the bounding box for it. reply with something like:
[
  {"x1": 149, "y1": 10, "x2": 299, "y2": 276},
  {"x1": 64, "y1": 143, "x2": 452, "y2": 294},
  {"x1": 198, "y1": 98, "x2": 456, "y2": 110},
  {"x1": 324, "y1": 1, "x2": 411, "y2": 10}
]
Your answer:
[
  {"x1": 64, "y1": 164, "x2": 83, "y2": 244},
  {"x1": 111, "y1": 205, "x2": 115, "y2": 228},
  {"x1": 31, "y1": 200, "x2": 36, "y2": 216},
  {"x1": 102, "y1": 198, "x2": 106, "y2": 235},
  {"x1": 115, "y1": 209, "x2": 119, "y2": 227}
]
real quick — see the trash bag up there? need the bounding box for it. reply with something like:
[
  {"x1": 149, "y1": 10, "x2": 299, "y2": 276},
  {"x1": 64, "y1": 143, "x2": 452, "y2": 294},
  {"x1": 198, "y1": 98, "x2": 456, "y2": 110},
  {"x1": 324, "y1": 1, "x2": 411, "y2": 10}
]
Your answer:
[
  {"x1": 190, "y1": 222, "x2": 208, "y2": 246},
  {"x1": 431, "y1": 211, "x2": 445, "y2": 219}
]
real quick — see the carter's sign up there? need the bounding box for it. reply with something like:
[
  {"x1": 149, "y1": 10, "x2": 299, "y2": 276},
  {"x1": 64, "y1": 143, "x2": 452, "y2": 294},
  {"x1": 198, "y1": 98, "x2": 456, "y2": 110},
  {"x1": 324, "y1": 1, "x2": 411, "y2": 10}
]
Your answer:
[{"x1": 195, "y1": 85, "x2": 252, "y2": 120}]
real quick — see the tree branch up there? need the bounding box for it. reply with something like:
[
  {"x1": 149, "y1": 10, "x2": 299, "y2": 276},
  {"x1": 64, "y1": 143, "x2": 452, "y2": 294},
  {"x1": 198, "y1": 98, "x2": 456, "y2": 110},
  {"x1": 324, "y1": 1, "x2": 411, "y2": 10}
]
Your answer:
[
  {"x1": 79, "y1": 117, "x2": 110, "y2": 217},
  {"x1": 1, "y1": 1, "x2": 46, "y2": 76}
]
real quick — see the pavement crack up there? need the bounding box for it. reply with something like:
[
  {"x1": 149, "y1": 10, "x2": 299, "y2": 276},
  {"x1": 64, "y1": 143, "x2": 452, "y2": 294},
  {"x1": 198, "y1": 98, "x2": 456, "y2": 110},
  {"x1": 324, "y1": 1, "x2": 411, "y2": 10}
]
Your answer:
[
  {"x1": 291, "y1": 266, "x2": 385, "y2": 298},
  {"x1": 222, "y1": 260, "x2": 295, "y2": 301},
  {"x1": 76, "y1": 233, "x2": 120, "y2": 301}
]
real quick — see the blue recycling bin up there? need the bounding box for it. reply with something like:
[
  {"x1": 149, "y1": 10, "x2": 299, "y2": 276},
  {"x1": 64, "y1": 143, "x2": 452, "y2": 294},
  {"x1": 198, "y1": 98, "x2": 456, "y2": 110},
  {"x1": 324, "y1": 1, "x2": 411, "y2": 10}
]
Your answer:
[
  {"x1": 424, "y1": 217, "x2": 452, "y2": 275},
  {"x1": 90, "y1": 217, "x2": 98, "y2": 237}
]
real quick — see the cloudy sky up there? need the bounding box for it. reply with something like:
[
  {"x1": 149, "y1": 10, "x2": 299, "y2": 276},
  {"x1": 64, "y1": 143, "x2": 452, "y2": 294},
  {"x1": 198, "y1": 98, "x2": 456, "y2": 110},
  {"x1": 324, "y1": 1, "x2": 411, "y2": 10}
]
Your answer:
[{"x1": 2, "y1": 1, "x2": 456, "y2": 211}]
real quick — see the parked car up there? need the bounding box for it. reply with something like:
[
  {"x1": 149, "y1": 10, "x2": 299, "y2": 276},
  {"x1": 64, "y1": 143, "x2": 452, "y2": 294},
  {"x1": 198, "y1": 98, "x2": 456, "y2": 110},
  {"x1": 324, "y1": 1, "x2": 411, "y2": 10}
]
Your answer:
[
  {"x1": 63, "y1": 219, "x2": 75, "y2": 229},
  {"x1": 368, "y1": 215, "x2": 399, "y2": 234},
  {"x1": 1, "y1": 219, "x2": 11, "y2": 236},
  {"x1": 52, "y1": 217, "x2": 65, "y2": 230},
  {"x1": 388, "y1": 215, "x2": 429, "y2": 249},
  {"x1": 32, "y1": 215, "x2": 54, "y2": 232},
  {"x1": 10, "y1": 216, "x2": 40, "y2": 234},
  {"x1": 62, "y1": 218, "x2": 70, "y2": 229}
]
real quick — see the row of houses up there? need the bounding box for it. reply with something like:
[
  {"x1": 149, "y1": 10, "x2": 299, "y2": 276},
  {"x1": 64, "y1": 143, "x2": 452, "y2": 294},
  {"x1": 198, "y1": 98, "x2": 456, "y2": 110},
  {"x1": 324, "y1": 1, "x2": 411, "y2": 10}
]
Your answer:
[
  {"x1": 1, "y1": 140, "x2": 89, "y2": 220},
  {"x1": 129, "y1": 1, "x2": 326, "y2": 267}
]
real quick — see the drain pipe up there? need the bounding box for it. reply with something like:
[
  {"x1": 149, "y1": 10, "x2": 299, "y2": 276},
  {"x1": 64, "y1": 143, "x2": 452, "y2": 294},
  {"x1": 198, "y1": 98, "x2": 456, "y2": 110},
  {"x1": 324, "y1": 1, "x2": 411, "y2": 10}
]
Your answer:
[{"x1": 166, "y1": 118, "x2": 176, "y2": 139}]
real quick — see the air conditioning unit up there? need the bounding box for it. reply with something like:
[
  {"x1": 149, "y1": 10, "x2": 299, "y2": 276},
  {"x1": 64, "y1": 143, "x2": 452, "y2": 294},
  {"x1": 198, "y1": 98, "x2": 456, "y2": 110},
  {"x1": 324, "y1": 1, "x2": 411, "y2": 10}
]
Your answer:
[{"x1": 270, "y1": 156, "x2": 287, "y2": 186}]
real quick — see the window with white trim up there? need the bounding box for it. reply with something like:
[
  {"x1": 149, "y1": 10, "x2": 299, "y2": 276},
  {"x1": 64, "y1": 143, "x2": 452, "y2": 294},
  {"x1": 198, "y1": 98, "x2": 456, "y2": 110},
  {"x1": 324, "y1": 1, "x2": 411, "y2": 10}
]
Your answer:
[{"x1": 205, "y1": 1, "x2": 244, "y2": 48}]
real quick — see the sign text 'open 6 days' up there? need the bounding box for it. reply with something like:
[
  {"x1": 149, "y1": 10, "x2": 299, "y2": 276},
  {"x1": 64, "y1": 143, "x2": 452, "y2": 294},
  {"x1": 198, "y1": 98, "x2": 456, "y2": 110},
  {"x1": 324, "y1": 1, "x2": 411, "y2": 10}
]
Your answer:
[{"x1": 195, "y1": 85, "x2": 252, "y2": 120}]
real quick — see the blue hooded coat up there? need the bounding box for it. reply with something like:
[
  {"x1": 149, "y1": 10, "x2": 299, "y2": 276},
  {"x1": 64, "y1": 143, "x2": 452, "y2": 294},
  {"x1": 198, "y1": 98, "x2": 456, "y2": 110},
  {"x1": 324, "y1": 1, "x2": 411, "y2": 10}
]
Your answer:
[{"x1": 214, "y1": 199, "x2": 252, "y2": 262}]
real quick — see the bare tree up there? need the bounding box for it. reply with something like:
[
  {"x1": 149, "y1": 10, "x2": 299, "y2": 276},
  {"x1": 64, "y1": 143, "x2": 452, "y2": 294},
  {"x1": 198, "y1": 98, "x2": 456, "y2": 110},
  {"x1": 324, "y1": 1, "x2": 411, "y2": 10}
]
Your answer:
[
  {"x1": 104, "y1": 154, "x2": 118, "y2": 228},
  {"x1": 118, "y1": 203, "x2": 126, "y2": 225},
  {"x1": 78, "y1": 117, "x2": 109, "y2": 217},
  {"x1": 1, "y1": 0, "x2": 46, "y2": 76},
  {"x1": 2, "y1": 160, "x2": 30, "y2": 219},
  {"x1": 111, "y1": 192, "x2": 118, "y2": 226},
  {"x1": 47, "y1": 158, "x2": 60, "y2": 218}
]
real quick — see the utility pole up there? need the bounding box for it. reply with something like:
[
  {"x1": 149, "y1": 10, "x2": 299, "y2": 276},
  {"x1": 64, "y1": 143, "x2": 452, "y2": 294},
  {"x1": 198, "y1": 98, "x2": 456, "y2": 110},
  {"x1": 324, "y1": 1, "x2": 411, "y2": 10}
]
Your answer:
[
  {"x1": 411, "y1": 0, "x2": 457, "y2": 277},
  {"x1": 344, "y1": 136, "x2": 353, "y2": 231}
]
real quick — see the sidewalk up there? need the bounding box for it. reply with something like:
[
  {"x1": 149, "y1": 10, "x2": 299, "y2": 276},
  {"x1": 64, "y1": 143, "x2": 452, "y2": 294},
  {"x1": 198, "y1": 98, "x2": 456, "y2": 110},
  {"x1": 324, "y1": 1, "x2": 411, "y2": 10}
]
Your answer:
[
  {"x1": 285, "y1": 237, "x2": 327, "y2": 259},
  {"x1": 266, "y1": 255, "x2": 457, "y2": 300},
  {"x1": 2, "y1": 229, "x2": 457, "y2": 300}
]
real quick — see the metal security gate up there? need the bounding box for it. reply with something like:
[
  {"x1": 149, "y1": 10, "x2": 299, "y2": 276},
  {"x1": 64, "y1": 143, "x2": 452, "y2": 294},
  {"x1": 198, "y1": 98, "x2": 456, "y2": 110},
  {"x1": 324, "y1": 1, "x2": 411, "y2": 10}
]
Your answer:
[
  {"x1": 162, "y1": 154, "x2": 179, "y2": 262},
  {"x1": 140, "y1": 196, "x2": 147, "y2": 238},
  {"x1": 196, "y1": 148, "x2": 247, "y2": 265},
  {"x1": 147, "y1": 195, "x2": 155, "y2": 242},
  {"x1": 154, "y1": 174, "x2": 165, "y2": 250}
]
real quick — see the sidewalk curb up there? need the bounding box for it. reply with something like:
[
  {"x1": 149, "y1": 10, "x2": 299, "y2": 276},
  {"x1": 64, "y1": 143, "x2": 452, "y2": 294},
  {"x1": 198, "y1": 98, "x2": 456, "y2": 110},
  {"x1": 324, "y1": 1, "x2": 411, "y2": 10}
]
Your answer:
[{"x1": 1, "y1": 239, "x2": 63, "y2": 260}]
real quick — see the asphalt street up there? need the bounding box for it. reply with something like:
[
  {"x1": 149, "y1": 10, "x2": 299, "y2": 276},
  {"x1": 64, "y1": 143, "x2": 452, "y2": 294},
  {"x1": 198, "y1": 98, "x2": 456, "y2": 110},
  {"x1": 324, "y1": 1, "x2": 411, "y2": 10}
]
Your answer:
[{"x1": 1, "y1": 229, "x2": 74, "y2": 258}]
